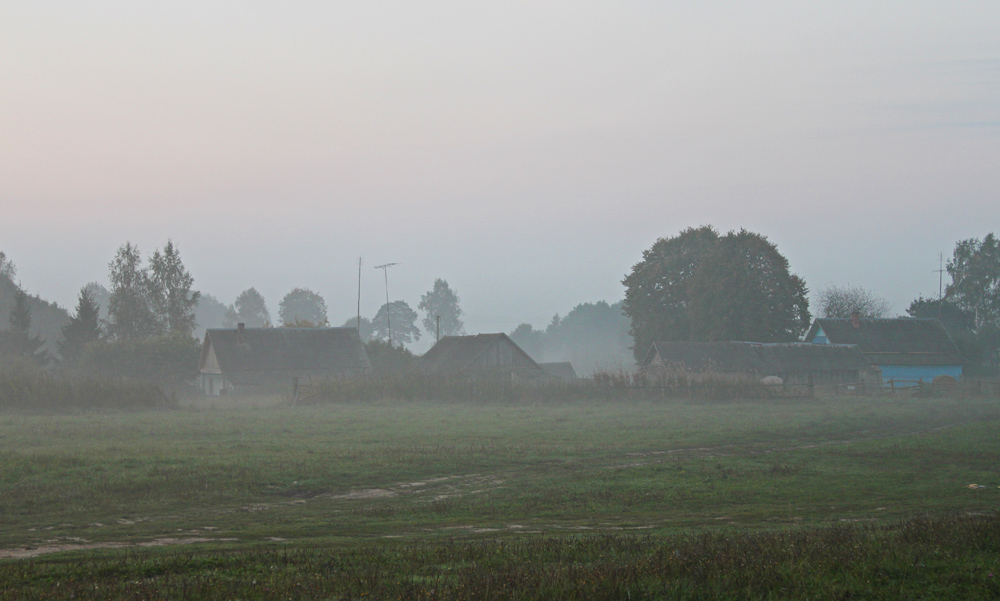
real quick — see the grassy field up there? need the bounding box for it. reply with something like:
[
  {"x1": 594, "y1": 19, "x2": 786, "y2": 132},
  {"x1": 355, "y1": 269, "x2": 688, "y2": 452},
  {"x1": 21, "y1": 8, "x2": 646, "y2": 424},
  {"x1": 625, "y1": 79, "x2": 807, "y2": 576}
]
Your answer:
[{"x1": 1, "y1": 394, "x2": 998, "y2": 598}]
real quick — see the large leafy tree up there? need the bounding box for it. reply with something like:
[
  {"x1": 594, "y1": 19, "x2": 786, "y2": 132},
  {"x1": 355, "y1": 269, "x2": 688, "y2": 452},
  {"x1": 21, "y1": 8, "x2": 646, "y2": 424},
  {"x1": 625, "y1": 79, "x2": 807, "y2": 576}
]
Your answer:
[
  {"x1": 509, "y1": 323, "x2": 546, "y2": 361},
  {"x1": 372, "y1": 300, "x2": 421, "y2": 346},
  {"x1": 418, "y1": 279, "x2": 464, "y2": 340},
  {"x1": 279, "y1": 288, "x2": 327, "y2": 326},
  {"x1": 107, "y1": 243, "x2": 159, "y2": 341},
  {"x1": 226, "y1": 287, "x2": 271, "y2": 327},
  {"x1": 148, "y1": 240, "x2": 200, "y2": 337},
  {"x1": 58, "y1": 287, "x2": 102, "y2": 366},
  {"x1": 622, "y1": 226, "x2": 720, "y2": 357},
  {"x1": 342, "y1": 316, "x2": 375, "y2": 342},
  {"x1": 816, "y1": 285, "x2": 891, "y2": 318},
  {"x1": 946, "y1": 233, "x2": 1000, "y2": 330},
  {"x1": 195, "y1": 293, "x2": 229, "y2": 333},
  {"x1": 623, "y1": 227, "x2": 810, "y2": 359},
  {"x1": 544, "y1": 301, "x2": 633, "y2": 373}
]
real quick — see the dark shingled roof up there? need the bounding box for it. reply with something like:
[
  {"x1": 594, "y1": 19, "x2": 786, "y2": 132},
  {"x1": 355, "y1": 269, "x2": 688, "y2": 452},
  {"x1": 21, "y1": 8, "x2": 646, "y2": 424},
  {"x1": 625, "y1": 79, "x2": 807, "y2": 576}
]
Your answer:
[
  {"x1": 539, "y1": 362, "x2": 578, "y2": 380},
  {"x1": 416, "y1": 333, "x2": 545, "y2": 376},
  {"x1": 805, "y1": 318, "x2": 965, "y2": 366},
  {"x1": 200, "y1": 327, "x2": 371, "y2": 375},
  {"x1": 640, "y1": 341, "x2": 869, "y2": 375}
]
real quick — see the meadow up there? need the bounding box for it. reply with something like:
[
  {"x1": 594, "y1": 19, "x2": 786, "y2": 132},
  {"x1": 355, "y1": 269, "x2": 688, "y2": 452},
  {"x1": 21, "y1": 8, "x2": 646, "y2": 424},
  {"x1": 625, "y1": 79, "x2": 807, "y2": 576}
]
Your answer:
[{"x1": 0, "y1": 394, "x2": 998, "y2": 598}]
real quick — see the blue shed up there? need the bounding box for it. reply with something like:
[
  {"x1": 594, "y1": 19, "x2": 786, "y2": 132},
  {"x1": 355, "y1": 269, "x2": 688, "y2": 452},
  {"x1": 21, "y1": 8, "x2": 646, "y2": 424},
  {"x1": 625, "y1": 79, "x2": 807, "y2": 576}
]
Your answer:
[{"x1": 804, "y1": 316, "x2": 964, "y2": 387}]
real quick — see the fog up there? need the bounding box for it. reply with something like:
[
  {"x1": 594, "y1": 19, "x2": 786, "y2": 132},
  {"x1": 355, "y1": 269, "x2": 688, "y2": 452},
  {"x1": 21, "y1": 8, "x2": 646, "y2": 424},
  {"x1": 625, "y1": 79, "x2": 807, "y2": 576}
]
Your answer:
[{"x1": 2, "y1": 1, "x2": 998, "y2": 338}]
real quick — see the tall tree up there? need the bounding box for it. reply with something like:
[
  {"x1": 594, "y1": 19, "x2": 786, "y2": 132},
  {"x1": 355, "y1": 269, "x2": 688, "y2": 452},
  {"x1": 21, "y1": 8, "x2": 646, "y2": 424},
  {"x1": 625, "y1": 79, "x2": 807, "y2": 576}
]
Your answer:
[
  {"x1": 372, "y1": 301, "x2": 421, "y2": 346},
  {"x1": 686, "y1": 230, "x2": 810, "y2": 342},
  {"x1": 226, "y1": 287, "x2": 271, "y2": 327},
  {"x1": 543, "y1": 301, "x2": 633, "y2": 373},
  {"x1": 0, "y1": 288, "x2": 49, "y2": 365},
  {"x1": 946, "y1": 233, "x2": 1000, "y2": 330},
  {"x1": 83, "y1": 282, "x2": 111, "y2": 323},
  {"x1": 622, "y1": 226, "x2": 720, "y2": 358},
  {"x1": 418, "y1": 279, "x2": 465, "y2": 340},
  {"x1": 279, "y1": 288, "x2": 327, "y2": 326},
  {"x1": 58, "y1": 287, "x2": 102, "y2": 366},
  {"x1": 817, "y1": 285, "x2": 892, "y2": 318},
  {"x1": 342, "y1": 316, "x2": 375, "y2": 342},
  {"x1": 0, "y1": 251, "x2": 15, "y2": 280},
  {"x1": 148, "y1": 240, "x2": 200, "y2": 336},
  {"x1": 107, "y1": 242, "x2": 158, "y2": 340},
  {"x1": 623, "y1": 227, "x2": 810, "y2": 358},
  {"x1": 509, "y1": 323, "x2": 546, "y2": 361},
  {"x1": 195, "y1": 293, "x2": 230, "y2": 335}
]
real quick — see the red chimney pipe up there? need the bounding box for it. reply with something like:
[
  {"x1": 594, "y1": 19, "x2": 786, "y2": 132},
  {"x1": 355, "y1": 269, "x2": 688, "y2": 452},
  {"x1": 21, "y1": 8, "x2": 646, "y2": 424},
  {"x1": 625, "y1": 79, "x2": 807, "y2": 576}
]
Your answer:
[
  {"x1": 851, "y1": 312, "x2": 861, "y2": 329},
  {"x1": 237, "y1": 322, "x2": 246, "y2": 344}
]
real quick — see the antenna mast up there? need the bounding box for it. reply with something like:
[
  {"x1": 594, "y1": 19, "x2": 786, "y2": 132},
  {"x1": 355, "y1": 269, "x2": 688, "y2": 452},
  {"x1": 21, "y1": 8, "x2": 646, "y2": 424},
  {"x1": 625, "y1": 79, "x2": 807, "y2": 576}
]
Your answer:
[
  {"x1": 374, "y1": 263, "x2": 400, "y2": 347},
  {"x1": 357, "y1": 257, "x2": 362, "y2": 338}
]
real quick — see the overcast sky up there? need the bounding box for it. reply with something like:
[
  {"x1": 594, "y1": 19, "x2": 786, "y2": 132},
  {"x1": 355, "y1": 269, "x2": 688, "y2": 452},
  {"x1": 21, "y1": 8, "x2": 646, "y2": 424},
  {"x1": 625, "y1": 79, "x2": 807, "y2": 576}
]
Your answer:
[{"x1": 2, "y1": 1, "x2": 998, "y2": 341}]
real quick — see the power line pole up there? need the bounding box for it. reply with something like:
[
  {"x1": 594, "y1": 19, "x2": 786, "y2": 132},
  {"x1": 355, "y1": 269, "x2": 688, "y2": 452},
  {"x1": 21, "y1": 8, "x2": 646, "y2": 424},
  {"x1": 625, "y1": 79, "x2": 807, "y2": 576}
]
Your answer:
[
  {"x1": 356, "y1": 257, "x2": 362, "y2": 339},
  {"x1": 934, "y1": 252, "x2": 946, "y2": 319},
  {"x1": 436, "y1": 314, "x2": 440, "y2": 342},
  {"x1": 374, "y1": 263, "x2": 399, "y2": 347}
]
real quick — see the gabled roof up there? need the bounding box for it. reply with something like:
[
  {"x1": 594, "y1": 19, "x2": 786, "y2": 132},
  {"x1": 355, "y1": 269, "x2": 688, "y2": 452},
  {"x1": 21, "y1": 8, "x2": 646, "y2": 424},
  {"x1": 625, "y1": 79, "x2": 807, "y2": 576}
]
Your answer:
[
  {"x1": 805, "y1": 318, "x2": 964, "y2": 366},
  {"x1": 416, "y1": 333, "x2": 545, "y2": 375},
  {"x1": 640, "y1": 341, "x2": 869, "y2": 374},
  {"x1": 539, "y1": 362, "x2": 578, "y2": 380},
  {"x1": 199, "y1": 327, "x2": 371, "y2": 374}
]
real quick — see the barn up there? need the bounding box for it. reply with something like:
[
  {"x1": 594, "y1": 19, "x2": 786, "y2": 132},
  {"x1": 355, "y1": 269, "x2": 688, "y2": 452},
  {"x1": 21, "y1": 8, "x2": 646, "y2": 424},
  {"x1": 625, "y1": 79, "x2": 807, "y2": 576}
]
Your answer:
[
  {"x1": 639, "y1": 341, "x2": 872, "y2": 386},
  {"x1": 198, "y1": 324, "x2": 372, "y2": 395},
  {"x1": 415, "y1": 333, "x2": 548, "y2": 379},
  {"x1": 805, "y1": 315, "x2": 964, "y2": 386}
]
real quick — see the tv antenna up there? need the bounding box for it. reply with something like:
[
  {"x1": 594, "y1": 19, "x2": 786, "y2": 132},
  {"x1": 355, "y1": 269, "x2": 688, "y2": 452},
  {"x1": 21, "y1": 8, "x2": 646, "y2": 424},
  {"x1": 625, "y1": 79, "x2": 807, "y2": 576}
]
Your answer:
[
  {"x1": 374, "y1": 262, "x2": 400, "y2": 346},
  {"x1": 933, "y1": 252, "x2": 946, "y2": 319}
]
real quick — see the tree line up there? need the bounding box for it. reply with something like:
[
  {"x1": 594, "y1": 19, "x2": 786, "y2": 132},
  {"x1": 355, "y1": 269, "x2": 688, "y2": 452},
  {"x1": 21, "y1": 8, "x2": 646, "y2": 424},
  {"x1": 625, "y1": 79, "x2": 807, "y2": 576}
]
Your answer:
[
  {"x1": 3, "y1": 226, "x2": 998, "y2": 386},
  {"x1": 620, "y1": 227, "x2": 1000, "y2": 376}
]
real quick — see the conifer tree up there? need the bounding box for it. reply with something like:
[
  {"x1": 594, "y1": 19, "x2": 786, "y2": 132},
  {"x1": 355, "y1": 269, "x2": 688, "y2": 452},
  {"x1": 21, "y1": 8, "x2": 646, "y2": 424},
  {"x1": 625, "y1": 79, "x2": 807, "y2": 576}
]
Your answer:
[{"x1": 59, "y1": 287, "x2": 102, "y2": 365}]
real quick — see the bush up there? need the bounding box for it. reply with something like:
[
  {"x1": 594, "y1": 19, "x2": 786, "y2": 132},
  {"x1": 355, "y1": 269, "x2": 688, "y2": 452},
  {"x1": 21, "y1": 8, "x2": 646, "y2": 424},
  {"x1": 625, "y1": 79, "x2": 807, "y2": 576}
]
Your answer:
[
  {"x1": 0, "y1": 360, "x2": 174, "y2": 411},
  {"x1": 298, "y1": 370, "x2": 793, "y2": 405},
  {"x1": 79, "y1": 333, "x2": 201, "y2": 389}
]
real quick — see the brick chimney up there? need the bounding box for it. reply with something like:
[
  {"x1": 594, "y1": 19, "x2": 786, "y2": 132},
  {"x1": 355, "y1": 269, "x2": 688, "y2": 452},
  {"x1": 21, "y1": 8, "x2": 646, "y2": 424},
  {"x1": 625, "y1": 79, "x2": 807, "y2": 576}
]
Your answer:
[
  {"x1": 237, "y1": 322, "x2": 246, "y2": 344},
  {"x1": 850, "y1": 312, "x2": 861, "y2": 329}
]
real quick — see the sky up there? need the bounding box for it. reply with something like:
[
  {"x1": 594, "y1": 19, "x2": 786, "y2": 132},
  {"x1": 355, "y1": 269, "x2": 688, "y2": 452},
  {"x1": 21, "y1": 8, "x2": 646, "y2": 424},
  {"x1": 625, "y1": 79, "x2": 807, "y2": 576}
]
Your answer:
[{"x1": 2, "y1": 1, "x2": 999, "y2": 343}]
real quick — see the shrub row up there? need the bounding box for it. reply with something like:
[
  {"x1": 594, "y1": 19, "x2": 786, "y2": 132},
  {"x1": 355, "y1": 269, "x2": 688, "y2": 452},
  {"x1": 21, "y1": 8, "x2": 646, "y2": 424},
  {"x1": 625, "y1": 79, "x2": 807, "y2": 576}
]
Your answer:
[
  {"x1": 299, "y1": 371, "x2": 792, "y2": 404},
  {"x1": 0, "y1": 364, "x2": 174, "y2": 411}
]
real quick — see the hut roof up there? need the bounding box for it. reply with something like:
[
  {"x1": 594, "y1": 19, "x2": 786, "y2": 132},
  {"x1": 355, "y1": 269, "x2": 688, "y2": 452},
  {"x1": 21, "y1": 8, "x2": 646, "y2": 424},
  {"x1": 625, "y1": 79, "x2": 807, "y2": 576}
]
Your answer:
[
  {"x1": 539, "y1": 362, "x2": 578, "y2": 380},
  {"x1": 417, "y1": 333, "x2": 544, "y2": 375},
  {"x1": 200, "y1": 327, "x2": 371, "y2": 374},
  {"x1": 805, "y1": 318, "x2": 964, "y2": 366},
  {"x1": 640, "y1": 341, "x2": 869, "y2": 375}
]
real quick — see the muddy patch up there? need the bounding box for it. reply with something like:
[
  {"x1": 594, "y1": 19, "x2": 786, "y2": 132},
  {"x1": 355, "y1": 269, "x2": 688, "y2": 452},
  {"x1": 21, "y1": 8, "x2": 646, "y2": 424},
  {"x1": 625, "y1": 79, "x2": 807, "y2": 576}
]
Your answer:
[{"x1": 0, "y1": 537, "x2": 239, "y2": 560}]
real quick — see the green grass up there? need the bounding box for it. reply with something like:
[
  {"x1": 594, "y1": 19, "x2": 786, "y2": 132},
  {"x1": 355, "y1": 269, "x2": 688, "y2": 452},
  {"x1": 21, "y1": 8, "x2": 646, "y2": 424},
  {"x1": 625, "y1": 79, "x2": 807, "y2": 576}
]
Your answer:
[{"x1": 0, "y1": 395, "x2": 998, "y2": 597}]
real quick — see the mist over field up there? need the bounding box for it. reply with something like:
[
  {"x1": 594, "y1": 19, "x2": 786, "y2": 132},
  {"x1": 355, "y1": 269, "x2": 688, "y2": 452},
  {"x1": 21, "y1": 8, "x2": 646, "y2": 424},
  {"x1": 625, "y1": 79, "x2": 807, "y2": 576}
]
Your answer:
[{"x1": 2, "y1": 2, "x2": 1000, "y2": 598}]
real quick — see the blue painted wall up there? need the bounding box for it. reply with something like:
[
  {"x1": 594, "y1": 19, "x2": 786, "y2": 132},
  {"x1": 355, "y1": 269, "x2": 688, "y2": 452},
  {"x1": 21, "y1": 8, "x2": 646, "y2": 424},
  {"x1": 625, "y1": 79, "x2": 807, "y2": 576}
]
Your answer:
[{"x1": 879, "y1": 364, "x2": 963, "y2": 387}]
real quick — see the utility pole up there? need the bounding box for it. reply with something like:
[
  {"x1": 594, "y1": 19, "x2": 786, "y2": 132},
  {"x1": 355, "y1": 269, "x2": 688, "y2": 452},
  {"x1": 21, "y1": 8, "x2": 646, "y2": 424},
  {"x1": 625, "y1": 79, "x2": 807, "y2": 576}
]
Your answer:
[
  {"x1": 934, "y1": 252, "x2": 946, "y2": 319},
  {"x1": 436, "y1": 314, "x2": 440, "y2": 342},
  {"x1": 357, "y1": 257, "x2": 362, "y2": 339},
  {"x1": 374, "y1": 263, "x2": 399, "y2": 347}
]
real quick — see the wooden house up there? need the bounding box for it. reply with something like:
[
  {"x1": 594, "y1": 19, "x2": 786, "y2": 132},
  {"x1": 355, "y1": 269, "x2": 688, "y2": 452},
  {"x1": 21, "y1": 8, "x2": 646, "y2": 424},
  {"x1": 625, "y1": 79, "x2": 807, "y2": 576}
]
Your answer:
[
  {"x1": 805, "y1": 315, "x2": 964, "y2": 386},
  {"x1": 415, "y1": 333, "x2": 548, "y2": 379},
  {"x1": 640, "y1": 341, "x2": 872, "y2": 386},
  {"x1": 198, "y1": 324, "x2": 371, "y2": 395}
]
